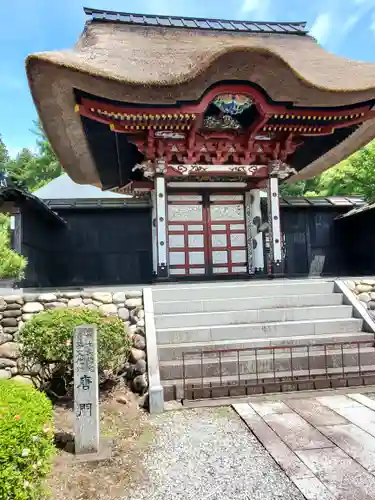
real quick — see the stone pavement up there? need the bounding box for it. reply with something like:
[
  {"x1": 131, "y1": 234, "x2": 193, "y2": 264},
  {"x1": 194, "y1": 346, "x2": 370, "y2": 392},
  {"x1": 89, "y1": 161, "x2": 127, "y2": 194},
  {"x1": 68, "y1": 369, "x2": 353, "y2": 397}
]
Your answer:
[{"x1": 233, "y1": 393, "x2": 375, "y2": 500}]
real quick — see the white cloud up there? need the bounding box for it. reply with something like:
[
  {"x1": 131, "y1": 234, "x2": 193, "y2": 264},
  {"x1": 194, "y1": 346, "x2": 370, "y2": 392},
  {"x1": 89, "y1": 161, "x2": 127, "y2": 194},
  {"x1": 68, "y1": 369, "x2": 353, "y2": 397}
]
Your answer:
[
  {"x1": 310, "y1": 12, "x2": 332, "y2": 45},
  {"x1": 308, "y1": 0, "x2": 375, "y2": 49}
]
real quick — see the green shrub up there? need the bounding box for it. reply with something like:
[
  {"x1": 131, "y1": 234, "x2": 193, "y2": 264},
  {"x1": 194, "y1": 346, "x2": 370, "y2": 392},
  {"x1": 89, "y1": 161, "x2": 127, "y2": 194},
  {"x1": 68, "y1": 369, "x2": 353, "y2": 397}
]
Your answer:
[
  {"x1": 19, "y1": 308, "x2": 131, "y2": 397},
  {"x1": 0, "y1": 215, "x2": 27, "y2": 280},
  {"x1": 0, "y1": 380, "x2": 55, "y2": 499}
]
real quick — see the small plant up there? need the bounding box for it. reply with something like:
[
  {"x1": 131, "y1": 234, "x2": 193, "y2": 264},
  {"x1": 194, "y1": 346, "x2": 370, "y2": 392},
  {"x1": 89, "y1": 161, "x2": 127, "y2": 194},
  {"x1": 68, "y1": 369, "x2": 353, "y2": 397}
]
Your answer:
[
  {"x1": 0, "y1": 380, "x2": 55, "y2": 499},
  {"x1": 19, "y1": 308, "x2": 131, "y2": 398},
  {"x1": 0, "y1": 214, "x2": 27, "y2": 280}
]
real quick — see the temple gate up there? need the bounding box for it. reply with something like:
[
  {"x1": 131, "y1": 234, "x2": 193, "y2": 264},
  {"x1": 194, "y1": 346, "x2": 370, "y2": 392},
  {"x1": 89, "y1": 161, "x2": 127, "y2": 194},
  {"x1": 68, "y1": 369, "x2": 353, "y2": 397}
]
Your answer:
[{"x1": 25, "y1": 8, "x2": 375, "y2": 281}]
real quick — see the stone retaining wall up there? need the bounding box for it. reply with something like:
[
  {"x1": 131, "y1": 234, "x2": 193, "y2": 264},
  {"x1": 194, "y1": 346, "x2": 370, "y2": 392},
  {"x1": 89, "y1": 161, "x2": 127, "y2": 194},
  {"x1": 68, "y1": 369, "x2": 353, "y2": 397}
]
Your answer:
[
  {"x1": 0, "y1": 290, "x2": 148, "y2": 395},
  {"x1": 345, "y1": 279, "x2": 375, "y2": 321}
]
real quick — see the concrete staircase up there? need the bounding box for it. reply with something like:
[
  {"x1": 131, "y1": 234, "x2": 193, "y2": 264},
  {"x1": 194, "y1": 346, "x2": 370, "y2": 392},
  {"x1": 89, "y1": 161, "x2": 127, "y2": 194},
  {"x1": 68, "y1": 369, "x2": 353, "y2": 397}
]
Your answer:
[{"x1": 152, "y1": 280, "x2": 375, "y2": 401}]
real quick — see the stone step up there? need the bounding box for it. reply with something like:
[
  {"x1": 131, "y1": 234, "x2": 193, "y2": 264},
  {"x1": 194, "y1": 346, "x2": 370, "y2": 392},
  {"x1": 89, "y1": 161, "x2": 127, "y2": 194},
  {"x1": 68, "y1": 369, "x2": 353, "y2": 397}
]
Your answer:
[
  {"x1": 155, "y1": 305, "x2": 352, "y2": 329},
  {"x1": 152, "y1": 280, "x2": 335, "y2": 302},
  {"x1": 159, "y1": 346, "x2": 375, "y2": 380},
  {"x1": 162, "y1": 363, "x2": 375, "y2": 401},
  {"x1": 157, "y1": 332, "x2": 375, "y2": 362},
  {"x1": 156, "y1": 318, "x2": 363, "y2": 344},
  {"x1": 154, "y1": 293, "x2": 344, "y2": 315}
]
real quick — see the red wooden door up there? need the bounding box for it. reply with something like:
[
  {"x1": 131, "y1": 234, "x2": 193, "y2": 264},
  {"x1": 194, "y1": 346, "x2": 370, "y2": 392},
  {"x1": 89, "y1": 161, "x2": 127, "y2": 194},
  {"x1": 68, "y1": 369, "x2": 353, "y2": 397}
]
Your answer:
[
  {"x1": 208, "y1": 194, "x2": 248, "y2": 275},
  {"x1": 167, "y1": 192, "x2": 248, "y2": 278}
]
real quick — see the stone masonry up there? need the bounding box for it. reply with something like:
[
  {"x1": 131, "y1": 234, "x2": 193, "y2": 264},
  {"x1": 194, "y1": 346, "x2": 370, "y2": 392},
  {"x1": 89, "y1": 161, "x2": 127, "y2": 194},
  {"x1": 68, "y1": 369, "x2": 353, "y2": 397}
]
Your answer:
[
  {"x1": 345, "y1": 279, "x2": 375, "y2": 321},
  {"x1": 0, "y1": 290, "x2": 148, "y2": 395}
]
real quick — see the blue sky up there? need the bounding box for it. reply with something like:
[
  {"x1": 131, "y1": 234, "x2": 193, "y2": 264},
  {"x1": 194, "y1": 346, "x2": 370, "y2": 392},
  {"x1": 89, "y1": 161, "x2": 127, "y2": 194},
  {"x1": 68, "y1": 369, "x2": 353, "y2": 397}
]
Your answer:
[{"x1": 1, "y1": 0, "x2": 375, "y2": 157}]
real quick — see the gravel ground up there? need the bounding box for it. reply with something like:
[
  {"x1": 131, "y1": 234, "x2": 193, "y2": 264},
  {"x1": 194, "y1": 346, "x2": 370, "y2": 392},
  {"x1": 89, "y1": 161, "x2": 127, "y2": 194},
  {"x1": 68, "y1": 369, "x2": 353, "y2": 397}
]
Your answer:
[{"x1": 124, "y1": 407, "x2": 304, "y2": 500}]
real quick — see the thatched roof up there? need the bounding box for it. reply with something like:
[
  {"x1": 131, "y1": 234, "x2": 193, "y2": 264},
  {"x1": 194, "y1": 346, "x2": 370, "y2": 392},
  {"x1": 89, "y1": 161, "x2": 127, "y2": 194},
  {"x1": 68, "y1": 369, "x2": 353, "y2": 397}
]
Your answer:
[{"x1": 26, "y1": 8, "x2": 375, "y2": 187}]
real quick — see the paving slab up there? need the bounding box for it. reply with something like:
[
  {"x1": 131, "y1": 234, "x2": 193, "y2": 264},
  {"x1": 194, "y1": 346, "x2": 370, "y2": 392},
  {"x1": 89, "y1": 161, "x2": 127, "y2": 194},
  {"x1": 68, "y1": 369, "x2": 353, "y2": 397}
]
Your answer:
[
  {"x1": 292, "y1": 477, "x2": 336, "y2": 500},
  {"x1": 348, "y1": 393, "x2": 375, "y2": 411},
  {"x1": 250, "y1": 400, "x2": 291, "y2": 416},
  {"x1": 296, "y1": 447, "x2": 375, "y2": 500},
  {"x1": 236, "y1": 393, "x2": 375, "y2": 499},
  {"x1": 328, "y1": 405, "x2": 375, "y2": 438},
  {"x1": 316, "y1": 395, "x2": 363, "y2": 410},
  {"x1": 284, "y1": 398, "x2": 349, "y2": 427},
  {"x1": 318, "y1": 423, "x2": 375, "y2": 473},
  {"x1": 262, "y1": 412, "x2": 334, "y2": 451},
  {"x1": 233, "y1": 404, "x2": 314, "y2": 480}
]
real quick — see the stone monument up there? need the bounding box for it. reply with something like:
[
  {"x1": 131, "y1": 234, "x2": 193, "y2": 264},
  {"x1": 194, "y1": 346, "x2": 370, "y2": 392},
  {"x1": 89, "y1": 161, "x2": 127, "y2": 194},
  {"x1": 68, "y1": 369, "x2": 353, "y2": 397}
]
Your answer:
[{"x1": 73, "y1": 324, "x2": 100, "y2": 454}]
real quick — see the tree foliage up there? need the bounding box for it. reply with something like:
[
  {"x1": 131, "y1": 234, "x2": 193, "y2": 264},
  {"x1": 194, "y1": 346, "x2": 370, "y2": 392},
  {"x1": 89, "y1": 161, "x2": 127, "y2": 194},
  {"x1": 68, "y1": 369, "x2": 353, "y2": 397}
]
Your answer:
[
  {"x1": 1, "y1": 122, "x2": 62, "y2": 192},
  {"x1": 0, "y1": 136, "x2": 9, "y2": 170},
  {"x1": 281, "y1": 140, "x2": 375, "y2": 201}
]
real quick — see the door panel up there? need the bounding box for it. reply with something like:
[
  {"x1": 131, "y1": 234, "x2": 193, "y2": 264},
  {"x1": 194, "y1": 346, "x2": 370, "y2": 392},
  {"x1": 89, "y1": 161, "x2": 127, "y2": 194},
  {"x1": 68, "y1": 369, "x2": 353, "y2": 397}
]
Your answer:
[
  {"x1": 208, "y1": 194, "x2": 247, "y2": 276},
  {"x1": 167, "y1": 192, "x2": 248, "y2": 277},
  {"x1": 167, "y1": 194, "x2": 207, "y2": 276}
]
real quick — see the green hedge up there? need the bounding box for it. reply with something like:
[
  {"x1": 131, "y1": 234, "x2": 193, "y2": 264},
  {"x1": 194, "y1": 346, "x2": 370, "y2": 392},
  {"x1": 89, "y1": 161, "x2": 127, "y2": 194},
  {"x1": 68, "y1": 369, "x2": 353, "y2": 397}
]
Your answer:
[
  {"x1": 0, "y1": 380, "x2": 55, "y2": 499},
  {"x1": 19, "y1": 307, "x2": 130, "y2": 396}
]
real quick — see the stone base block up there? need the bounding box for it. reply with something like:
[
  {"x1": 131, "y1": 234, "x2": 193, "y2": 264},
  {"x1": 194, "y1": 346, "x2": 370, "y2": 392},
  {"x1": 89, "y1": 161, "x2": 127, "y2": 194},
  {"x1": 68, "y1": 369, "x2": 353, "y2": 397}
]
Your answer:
[{"x1": 74, "y1": 438, "x2": 113, "y2": 463}]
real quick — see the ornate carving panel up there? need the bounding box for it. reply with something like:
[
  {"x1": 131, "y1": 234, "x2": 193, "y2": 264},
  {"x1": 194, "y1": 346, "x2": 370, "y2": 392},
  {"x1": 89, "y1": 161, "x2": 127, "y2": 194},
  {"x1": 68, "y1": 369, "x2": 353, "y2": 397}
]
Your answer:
[
  {"x1": 245, "y1": 192, "x2": 254, "y2": 274},
  {"x1": 168, "y1": 204, "x2": 203, "y2": 221},
  {"x1": 210, "y1": 204, "x2": 244, "y2": 221}
]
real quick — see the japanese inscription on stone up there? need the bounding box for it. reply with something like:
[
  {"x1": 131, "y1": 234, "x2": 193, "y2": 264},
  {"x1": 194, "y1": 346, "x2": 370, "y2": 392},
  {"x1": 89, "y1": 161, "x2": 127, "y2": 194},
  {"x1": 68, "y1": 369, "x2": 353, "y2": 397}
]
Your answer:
[{"x1": 73, "y1": 324, "x2": 99, "y2": 454}]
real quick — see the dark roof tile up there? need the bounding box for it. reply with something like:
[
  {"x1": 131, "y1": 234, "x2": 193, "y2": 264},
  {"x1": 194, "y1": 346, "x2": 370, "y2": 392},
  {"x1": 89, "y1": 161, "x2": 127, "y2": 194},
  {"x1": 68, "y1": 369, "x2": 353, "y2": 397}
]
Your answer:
[{"x1": 83, "y1": 7, "x2": 307, "y2": 35}]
